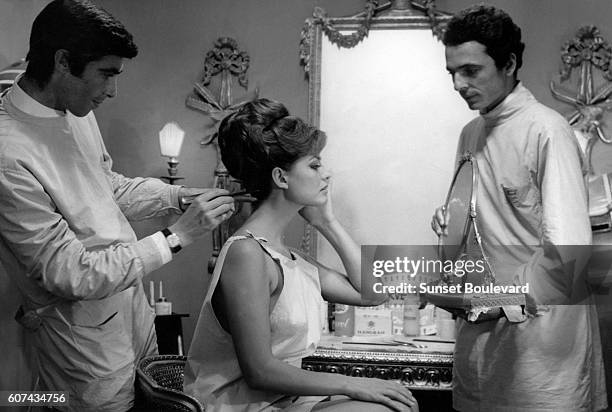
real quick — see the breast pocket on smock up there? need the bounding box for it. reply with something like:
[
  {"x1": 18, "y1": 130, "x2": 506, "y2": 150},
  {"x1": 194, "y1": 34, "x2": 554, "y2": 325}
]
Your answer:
[{"x1": 500, "y1": 166, "x2": 542, "y2": 231}]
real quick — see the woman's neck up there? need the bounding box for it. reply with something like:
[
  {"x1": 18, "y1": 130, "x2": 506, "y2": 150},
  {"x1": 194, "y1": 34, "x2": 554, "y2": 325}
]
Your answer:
[{"x1": 239, "y1": 194, "x2": 299, "y2": 245}]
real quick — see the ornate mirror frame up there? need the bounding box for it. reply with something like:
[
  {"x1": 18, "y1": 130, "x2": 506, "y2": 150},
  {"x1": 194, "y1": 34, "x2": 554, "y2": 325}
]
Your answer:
[
  {"x1": 299, "y1": 1, "x2": 476, "y2": 266},
  {"x1": 301, "y1": 0, "x2": 447, "y2": 128}
]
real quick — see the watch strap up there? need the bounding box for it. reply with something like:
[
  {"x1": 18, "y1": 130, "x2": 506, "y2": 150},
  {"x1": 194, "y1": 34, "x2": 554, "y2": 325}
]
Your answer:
[{"x1": 161, "y1": 228, "x2": 182, "y2": 254}]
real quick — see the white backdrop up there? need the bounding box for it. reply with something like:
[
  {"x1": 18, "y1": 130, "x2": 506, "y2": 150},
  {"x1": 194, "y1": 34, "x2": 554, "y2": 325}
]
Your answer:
[{"x1": 317, "y1": 29, "x2": 476, "y2": 269}]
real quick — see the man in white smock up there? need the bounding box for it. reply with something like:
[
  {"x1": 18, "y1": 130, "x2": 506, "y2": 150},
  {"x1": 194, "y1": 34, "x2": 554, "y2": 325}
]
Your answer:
[
  {"x1": 0, "y1": 1, "x2": 235, "y2": 411},
  {"x1": 431, "y1": 5, "x2": 607, "y2": 412}
]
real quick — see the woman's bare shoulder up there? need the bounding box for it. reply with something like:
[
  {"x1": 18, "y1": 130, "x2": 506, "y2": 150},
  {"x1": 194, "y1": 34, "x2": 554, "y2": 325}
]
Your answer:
[
  {"x1": 221, "y1": 237, "x2": 278, "y2": 279},
  {"x1": 220, "y1": 237, "x2": 266, "y2": 269}
]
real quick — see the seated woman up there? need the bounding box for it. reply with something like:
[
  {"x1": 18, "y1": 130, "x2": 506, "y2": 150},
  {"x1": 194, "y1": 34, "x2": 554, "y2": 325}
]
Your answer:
[{"x1": 184, "y1": 98, "x2": 418, "y2": 412}]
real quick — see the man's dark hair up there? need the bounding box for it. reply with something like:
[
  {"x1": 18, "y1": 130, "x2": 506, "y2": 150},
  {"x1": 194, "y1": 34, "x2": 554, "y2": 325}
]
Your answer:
[
  {"x1": 25, "y1": 0, "x2": 138, "y2": 87},
  {"x1": 443, "y1": 5, "x2": 525, "y2": 76}
]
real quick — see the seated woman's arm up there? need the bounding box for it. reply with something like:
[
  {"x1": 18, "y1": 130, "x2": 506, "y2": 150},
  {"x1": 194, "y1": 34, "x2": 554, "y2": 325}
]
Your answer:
[
  {"x1": 298, "y1": 202, "x2": 386, "y2": 307},
  {"x1": 216, "y1": 240, "x2": 415, "y2": 411}
]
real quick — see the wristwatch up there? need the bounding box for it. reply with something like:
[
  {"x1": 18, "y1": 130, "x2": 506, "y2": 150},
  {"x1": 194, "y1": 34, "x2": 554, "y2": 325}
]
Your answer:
[{"x1": 161, "y1": 228, "x2": 182, "y2": 254}]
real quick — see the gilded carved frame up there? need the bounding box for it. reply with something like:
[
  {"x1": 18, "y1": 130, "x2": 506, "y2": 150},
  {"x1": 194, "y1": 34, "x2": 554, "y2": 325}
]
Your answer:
[{"x1": 298, "y1": 2, "x2": 467, "y2": 258}]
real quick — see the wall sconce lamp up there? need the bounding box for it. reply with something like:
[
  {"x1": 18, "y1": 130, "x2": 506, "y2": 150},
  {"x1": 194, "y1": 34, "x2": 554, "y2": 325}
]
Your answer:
[{"x1": 159, "y1": 122, "x2": 185, "y2": 185}]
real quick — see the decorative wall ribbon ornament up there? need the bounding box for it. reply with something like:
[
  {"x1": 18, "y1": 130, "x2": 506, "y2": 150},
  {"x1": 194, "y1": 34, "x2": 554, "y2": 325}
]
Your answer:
[
  {"x1": 186, "y1": 37, "x2": 258, "y2": 147},
  {"x1": 185, "y1": 37, "x2": 258, "y2": 272},
  {"x1": 559, "y1": 26, "x2": 612, "y2": 84},
  {"x1": 550, "y1": 26, "x2": 612, "y2": 147},
  {"x1": 551, "y1": 26, "x2": 612, "y2": 237}
]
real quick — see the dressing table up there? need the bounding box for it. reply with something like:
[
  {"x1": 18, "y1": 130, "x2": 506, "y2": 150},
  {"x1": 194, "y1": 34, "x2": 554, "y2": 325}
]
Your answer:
[
  {"x1": 302, "y1": 335, "x2": 454, "y2": 409},
  {"x1": 302, "y1": 335, "x2": 453, "y2": 389}
]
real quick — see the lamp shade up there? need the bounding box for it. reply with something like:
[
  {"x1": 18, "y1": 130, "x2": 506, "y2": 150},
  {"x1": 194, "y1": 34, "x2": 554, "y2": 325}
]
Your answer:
[{"x1": 159, "y1": 122, "x2": 185, "y2": 158}]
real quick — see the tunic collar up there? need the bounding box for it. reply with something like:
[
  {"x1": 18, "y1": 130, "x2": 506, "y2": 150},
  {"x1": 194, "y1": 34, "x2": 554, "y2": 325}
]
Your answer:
[
  {"x1": 10, "y1": 74, "x2": 64, "y2": 118},
  {"x1": 481, "y1": 82, "x2": 535, "y2": 127}
]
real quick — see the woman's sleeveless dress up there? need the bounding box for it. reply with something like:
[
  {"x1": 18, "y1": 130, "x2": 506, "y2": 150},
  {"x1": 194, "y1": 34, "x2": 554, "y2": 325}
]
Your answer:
[{"x1": 184, "y1": 232, "x2": 327, "y2": 411}]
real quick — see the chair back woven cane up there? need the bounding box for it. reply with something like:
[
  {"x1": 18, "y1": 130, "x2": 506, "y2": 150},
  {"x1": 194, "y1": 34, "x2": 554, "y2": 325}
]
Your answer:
[{"x1": 136, "y1": 355, "x2": 204, "y2": 412}]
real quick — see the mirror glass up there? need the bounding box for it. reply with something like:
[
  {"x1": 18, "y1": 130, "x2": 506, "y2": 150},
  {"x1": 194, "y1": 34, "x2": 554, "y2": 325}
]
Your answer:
[{"x1": 305, "y1": 18, "x2": 476, "y2": 270}]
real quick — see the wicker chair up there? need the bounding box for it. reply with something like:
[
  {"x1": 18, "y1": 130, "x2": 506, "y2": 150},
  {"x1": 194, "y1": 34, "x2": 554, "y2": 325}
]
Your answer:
[{"x1": 136, "y1": 354, "x2": 205, "y2": 412}]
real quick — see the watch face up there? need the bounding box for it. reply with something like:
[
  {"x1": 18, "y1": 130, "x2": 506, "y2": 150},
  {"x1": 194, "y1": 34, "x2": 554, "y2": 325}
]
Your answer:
[{"x1": 167, "y1": 233, "x2": 181, "y2": 248}]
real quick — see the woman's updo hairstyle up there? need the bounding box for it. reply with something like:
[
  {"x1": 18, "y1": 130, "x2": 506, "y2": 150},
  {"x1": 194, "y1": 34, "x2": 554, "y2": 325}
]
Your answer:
[{"x1": 218, "y1": 98, "x2": 326, "y2": 200}]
